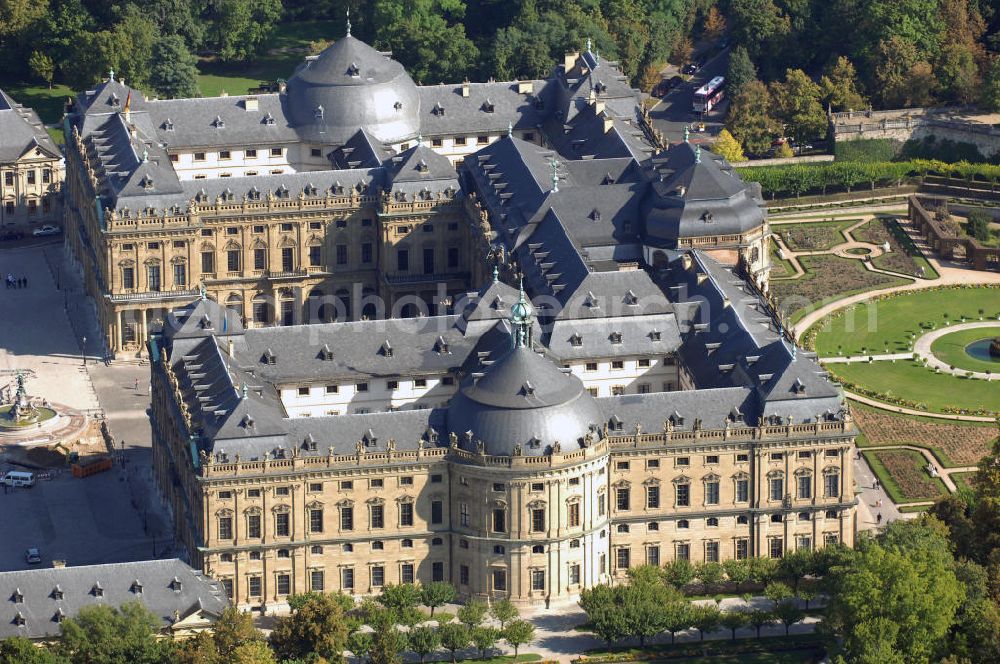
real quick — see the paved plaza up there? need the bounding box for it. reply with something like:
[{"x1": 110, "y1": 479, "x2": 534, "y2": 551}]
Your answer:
[{"x1": 0, "y1": 241, "x2": 172, "y2": 571}]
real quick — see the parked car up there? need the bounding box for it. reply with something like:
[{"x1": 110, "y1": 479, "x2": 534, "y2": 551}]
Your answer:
[
  {"x1": 0, "y1": 230, "x2": 24, "y2": 241},
  {"x1": 682, "y1": 63, "x2": 698, "y2": 75},
  {"x1": 24, "y1": 548, "x2": 41, "y2": 565},
  {"x1": 651, "y1": 75, "x2": 684, "y2": 97},
  {"x1": 32, "y1": 225, "x2": 61, "y2": 237}
]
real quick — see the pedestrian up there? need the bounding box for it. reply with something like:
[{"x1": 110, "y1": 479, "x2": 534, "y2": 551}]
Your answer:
[
  {"x1": 23, "y1": 276, "x2": 27, "y2": 288},
  {"x1": 876, "y1": 512, "x2": 882, "y2": 525},
  {"x1": 134, "y1": 377, "x2": 139, "y2": 391}
]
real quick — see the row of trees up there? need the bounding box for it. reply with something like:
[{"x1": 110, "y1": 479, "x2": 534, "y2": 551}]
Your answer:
[
  {"x1": 727, "y1": 0, "x2": 1000, "y2": 110},
  {"x1": 0, "y1": 580, "x2": 534, "y2": 664},
  {"x1": 0, "y1": 1, "x2": 730, "y2": 97}
]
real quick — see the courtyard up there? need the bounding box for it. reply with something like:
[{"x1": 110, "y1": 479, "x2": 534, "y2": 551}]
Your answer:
[{"x1": 0, "y1": 242, "x2": 170, "y2": 571}]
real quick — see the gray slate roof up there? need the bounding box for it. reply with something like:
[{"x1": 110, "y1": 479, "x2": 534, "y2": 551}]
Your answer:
[
  {"x1": 0, "y1": 559, "x2": 228, "y2": 640},
  {"x1": 417, "y1": 80, "x2": 551, "y2": 136},
  {"x1": 0, "y1": 90, "x2": 60, "y2": 162}
]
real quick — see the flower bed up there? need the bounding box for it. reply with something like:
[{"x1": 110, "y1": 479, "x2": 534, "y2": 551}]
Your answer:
[
  {"x1": 864, "y1": 449, "x2": 948, "y2": 502},
  {"x1": 853, "y1": 406, "x2": 997, "y2": 466},
  {"x1": 770, "y1": 255, "x2": 908, "y2": 321},
  {"x1": 776, "y1": 219, "x2": 858, "y2": 251},
  {"x1": 851, "y1": 217, "x2": 926, "y2": 276}
]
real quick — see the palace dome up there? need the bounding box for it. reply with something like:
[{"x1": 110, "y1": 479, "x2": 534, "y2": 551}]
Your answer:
[
  {"x1": 447, "y1": 345, "x2": 604, "y2": 457},
  {"x1": 285, "y1": 35, "x2": 421, "y2": 145}
]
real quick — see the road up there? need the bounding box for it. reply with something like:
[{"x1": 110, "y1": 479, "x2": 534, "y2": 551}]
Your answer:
[{"x1": 646, "y1": 47, "x2": 730, "y2": 145}]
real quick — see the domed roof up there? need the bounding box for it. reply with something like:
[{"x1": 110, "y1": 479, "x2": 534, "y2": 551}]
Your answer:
[
  {"x1": 447, "y1": 346, "x2": 604, "y2": 457},
  {"x1": 285, "y1": 35, "x2": 421, "y2": 145}
]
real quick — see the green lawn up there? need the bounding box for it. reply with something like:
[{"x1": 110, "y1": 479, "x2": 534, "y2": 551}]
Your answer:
[
  {"x1": 197, "y1": 19, "x2": 340, "y2": 98},
  {"x1": 951, "y1": 472, "x2": 978, "y2": 493},
  {"x1": 831, "y1": 359, "x2": 1000, "y2": 414},
  {"x1": 772, "y1": 219, "x2": 858, "y2": 252},
  {"x1": 811, "y1": 287, "x2": 1000, "y2": 357},
  {"x1": 930, "y1": 326, "x2": 1000, "y2": 373},
  {"x1": 899, "y1": 504, "x2": 931, "y2": 513},
  {"x1": 769, "y1": 245, "x2": 797, "y2": 279}
]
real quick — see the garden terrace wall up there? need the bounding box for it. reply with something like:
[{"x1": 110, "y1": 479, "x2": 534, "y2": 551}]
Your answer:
[{"x1": 908, "y1": 195, "x2": 1000, "y2": 271}]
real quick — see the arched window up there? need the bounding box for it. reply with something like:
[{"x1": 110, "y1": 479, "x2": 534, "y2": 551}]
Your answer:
[
  {"x1": 616, "y1": 523, "x2": 630, "y2": 533},
  {"x1": 677, "y1": 519, "x2": 689, "y2": 529}
]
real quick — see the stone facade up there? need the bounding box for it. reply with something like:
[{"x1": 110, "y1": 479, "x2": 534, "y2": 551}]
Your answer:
[{"x1": 0, "y1": 90, "x2": 62, "y2": 230}]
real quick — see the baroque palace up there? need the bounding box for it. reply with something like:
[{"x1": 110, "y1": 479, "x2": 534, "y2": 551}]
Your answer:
[{"x1": 96, "y1": 30, "x2": 855, "y2": 609}]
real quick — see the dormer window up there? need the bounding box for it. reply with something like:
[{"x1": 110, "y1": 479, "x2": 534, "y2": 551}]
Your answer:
[
  {"x1": 650, "y1": 330, "x2": 662, "y2": 341},
  {"x1": 263, "y1": 348, "x2": 276, "y2": 364},
  {"x1": 91, "y1": 583, "x2": 103, "y2": 597},
  {"x1": 332, "y1": 182, "x2": 344, "y2": 195},
  {"x1": 416, "y1": 159, "x2": 429, "y2": 173},
  {"x1": 569, "y1": 334, "x2": 582, "y2": 347},
  {"x1": 319, "y1": 344, "x2": 333, "y2": 361},
  {"x1": 53, "y1": 609, "x2": 65, "y2": 623},
  {"x1": 584, "y1": 291, "x2": 599, "y2": 308},
  {"x1": 304, "y1": 184, "x2": 317, "y2": 196},
  {"x1": 589, "y1": 208, "x2": 601, "y2": 221},
  {"x1": 303, "y1": 434, "x2": 318, "y2": 452},
  {"x1": 163, "y1": 119, "x2": 174, "y2": 131},
  {"x1": 13, "y1": 612, "x2": 25, "y2": 626},
  {"x1": 263, "y1": 113, "x2": 275, "y2": 126},
  {"x1": 393, "y1": 101, "x2": 403, "y2": 110},
  {"x1": 131, "y1": 580, "x2": 143, "y2": 594},
  {"x1": 435, "y1": 336, "x2": 449, "y2": 354},
  {"x1": 432, "y1": 103, "x2": 445, "y2": 116},
  {"x1": 669, "y1": 411, "x2": 684, "y2": 426},
  {"x1": 623, "y1": 290, "x2": 637, "y2": 305},
  {"x1": 363, "y1": 429, "x2": 377, "y2": 447},
  {"x1": 527, "y1": 436, "x2": 542, "y2": 449},
  {"x1": 314, "y1": 105, "x2": 324, "y2": 119},
  {"x1": 609, "y1": 332, "x2": 623, "y2": 345},
  {"x1": 222, "y1": 188, "x2": 234, "y2": 202},
  {"x1": 140, "y1": 174, "x2": 154, "y2": 190},
  {"x1": 109, "y1": 93, "x2": 120, "y2": 107},
  {"x1": 276, "y1": 185, "x2": 289, "y2": 199},
  {"x1": 248, "y1": 187, "x2": 261, "y2": 201},
  {"x1": 482, "y1": 99, "x2": 495, "y2": 113},
  {"x1": 702, "y1": 211, "x2": 714, "y2": 223},
  {"x1": 347, "y1": 62, "x2": 360, "y2": 77},
  {"x1": 792, "y1": 378, "x2": 806, "y2": 394},
  {"x1": 12, "y1": 590, "x2": 23, "y2": 604},
  {"x1": 521, "y1": 381, "x2": 535, "y2": 396},
  {"x1": 212, "y1": 116, "x2": 225, "y2": 129},
  {"x1": 609, "y1": 415, "x2": 623, "y2": 432},
  {"x1": 51, "y1": 586, "x2": 63, "y2": 601},
  {"x1": 380, "y1": 341, "x2": 393, "y2": 357},
  {"x1": 169, "y1": 577, "x2": 182, "y2": 592}
]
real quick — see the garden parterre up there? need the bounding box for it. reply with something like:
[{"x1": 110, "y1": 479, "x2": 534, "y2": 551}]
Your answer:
[{"x1": 852, "y1": 406, "x2": 997, "y2": 467}]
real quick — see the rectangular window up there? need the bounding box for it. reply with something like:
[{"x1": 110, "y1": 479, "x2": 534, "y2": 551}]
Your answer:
[
  {"x1": 336, "y1": 244, "x2": 347, "y2": 265},
  {"x1": 706, "y1": 541, "x2": 720, "y2": 563},
  {"x1": 248, "y1": 576, "x2": 261, "y2": 597},
  {"x1": 569, "y1": 563, "x2": 581, "y2": 585},
  {"x1": 423, "y1": 247, "x2": 434, "y2": 274},
  {"x1": 147, "y1": 264, "x2": 161, "y2": 291},
  {"x1": 431, "y1": 500, "x2": 443, "y2": 525},
  {"x1": 218, "y1": 516, "x2": 233, "y2": 540},
  {"x1": 397, "y1": 249, "x2": 409, "y2": 271},
  {"x1": 276, "y1": 573, "x2": 291, "y2": 595},
  {"x1": 4, "y1": 172, "x2": 13, "y2": 186},
  {"x1": 770, "y1": 477, "x2": 784, "y2": 501},
  {"x1": 616, "y1": 461, "x2": 630, "y2": 471},
  {"x1": 271, "y1": 147, "x2": 283, "y2": 157},
  {"x1": 676, "y1": 543, "x2": 690, "y2": 561},
  {"x1": 194, "y1": 152, "x2": 206, "y2": 161},
  {"x1": 340, "y1": 507, "x2": 354, "y2": 531},
  {"x1": 371, "y1": 566, "x2": 385, "y2": 587},
  {"x1": 400, "y1": 503, "x2": 414, "y2": 527},
  {"x1": 736, "y1": 453, "x2": 749, "y2": 462},
  {"x1": 122, "y1": 267, "x2": 134, "y2": 290},
  {"x1": 611, "y1": 360, "x2": 624, "y2": 370},
  {"x1": 736, "y1": 479, "x2": 749, "y2": 502},
  {"x1": 371, "y1": 505, "x2": 384, "y2": 529},
  {"x1": 646, "y1": 546, "x2": 660, "y2": 567},
  {"x1": 646, "y1": 459, "x2": 660, "y2": 470},
  {"x1": 401, "y1": 563, "x2": 414, "y2": 585},
  {"x1": 706, "y1": 455, "x2": 720, "y2": 465},
  {"x1": 42, "y1": 169, "x2": 52, "y2": 184},
  {"x1": 276, "y1": 512, "x2": 290, "y2": 537},
  {"x1": 432, "y1": 562, "x2": 444, "y2": 582},
  {"x1": 585, "y1": 362, "x2": 598, "y2": 371},
  {"x1": 616, "y1": 487, "x2": 630, "y2": 511},
  {"x1": 797, "y1": 475, "x2": 812, "y2": 500},
  {"x1": 310, "y1": 245, "x2": 322, "y2": 266},
  {"x1": 477, "y1": 135, "x2": 489, "y2": 145},
  {"x1": 736, "y1": 539, "x2": 749, "y2": 560},
  {"x1": 341, "y1": 567, "x2": 355, "y2": 590},
  {"x1": 598, "y1": 493, "x2": 606, "y2": 516},
  {"x1": 310, "y1": 570, "x2": 325, "y2": 592},
  {"x1": 253, "y1": 248, "x2": 266, "y2": 270},
  {"x1": 531, "y1": 569, "x2": 545, "y2": 591},
  {"x1": 705, "y1": 481, "x2": 720, "y2": 505},
  {"x1": 676, "y1": 457, "x2": 690, "y2": 467},
  {"x1": 616, "y1": 548, "x2": 630, "y2": 570},
  {"x1": 797, "y1": 536, "x2": 812, "y2": 551},
  {"x1": 201, "y1": 251, "x2": 215, "y2": 274},
  {"x1": 460, "y1": 565, "x2": 470, "y2": 585},
  {"x1": 447, "y1": 247, "x2": 459, "y2": 268},
  {"x1": 825, "y1": 533, "x2": 840, "y2": 546},
  {"x1": 227, "y1": 250, "x2": 240, "y2": 272},
  {"x1": 247, "y1": 514, "x2": 261, "y2": 539},
  {"x1": 769, "y1": 538, "x2": 784, "y2": 559},
  {"x1": 646, "y1": 486, "x2": 660, "y2": 509},
  {"x1": 492, "y1": 569, "x2": 507, "y2": 592},
  {"x1": 173, "y1": 262, "x2": 187, "y2": 287},
  {"x1": 492, "y1": 508, "x2": 506, "y2": 532},
  {"x1": 361, "y1": 242, "x2": 373, "y2": 263},
  {"x1": 676, "y1": 484, "x2": 690, "y2": 507},
  {"x1": 531, "y1": 508, "x2": 545, "y2": 533},
  {"x1": 281, "y1": 247, "x2": 294, "y2": 272},
  {"x1": 455, "y1": 136, "x2": 467, "y2": 146},
  {"x1": 638, "y1": 358, "x2": 651, "y2": 367},
  {"x1": 25, "y1": 170, "x2": 34, "y2": 185},
  {"x1": 568, "y1": 502, "x2": 580, "y2": 527},
  {"x1": 825, "y1": 474, "x2": 839, "y2": 498},
  {"x1": 219, "y1": 150, "x2": 231, "y2": 160},
  {"x1": 309, "y1": 509, "x2": 323, "y2": 533},
  {"x1": 311, "y1": 148, "x2": 322, "y2": 157}
]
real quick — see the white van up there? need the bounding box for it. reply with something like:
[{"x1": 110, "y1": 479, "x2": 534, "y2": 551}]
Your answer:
[{"x1": 2, "y1": 471, "x2": 34, "y2": 487}]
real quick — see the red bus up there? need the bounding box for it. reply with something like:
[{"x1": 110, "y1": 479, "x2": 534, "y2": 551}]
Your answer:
[{"x1": 693, "y1": 76, "x2": 725, "y2": 113}]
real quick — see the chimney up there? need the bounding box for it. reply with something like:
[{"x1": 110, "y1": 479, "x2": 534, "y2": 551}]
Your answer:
[
  {"x1": 244, "y1": 97, "x2": 259, "y2": 111},
  {"x1": 227, "y1": 338, "x2": 234, "y2": 358},
  {"x1": 517, "y1": 81, "x2": 533, "y2": 94},
  {"x1": 52, "y1": 560, "x2": 66, "y2": 568},
  {"x1": 278, "y1": 80, "x2": 287, "y2": 94},
  {"x1": 603, "y1": 113, "x2": 614, "y2": 134},
  {"x1": 564, "y1": 51, "x2": 579, "y2": 71},
  {"x1": 461, "y1": 81, "x2": 470, "y2": 98}
]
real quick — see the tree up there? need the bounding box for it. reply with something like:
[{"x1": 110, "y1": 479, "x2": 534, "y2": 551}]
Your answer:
[
  {"x1": 421, "y1": 581, "x2": 457, "y2": 616},
  {"x1": 438, "y1": 623, "x2": 470, "y2": 663},
  {"x1": 373, "y1": 0, "x2": 480, "y2": 83},
  {"x1": 798, "y1": 587, "x2": 817, "y2": 610},
  {"x1": 775, "y1": 548, "x2": 815, "y2": 593},
  {"x1": 774, "y1": 142, "x2": 794, "y2": 158},
  {"x1": 729, "y1": 0, "x2": 790, "y2": 60},
  {"x1": 470, "y1": 626, "x2": 501, "y2": 659},
  {"x1": 764, "y1": 582, "x2": 793, "y2": 609},
  {"x1": 770, "y1": 69, "x2": 827, "y2": 144},
  {"x1": 579, "y1": 585, "x2": 629, "y2": 646},
  {"x1": 723, "y1": 559, "x2": 753, "y2": 592},
  {"x1": 824, "y1": 520, "x2": 966, "y2": 664},
  {"x1": 208, "y1": 0, "x2": 282, "y2": 62},
  {"x1": 720, "y1": 610, "x2": 749, "y2": 641},
  {"x1": 747, "y1": 609, "x2": 775, "y2": 638},
  {"x1": 269, "y1": 592, "x2": 350, "y2": 663},
  {"x1": 660, "y1": 600, "x2": 692, "y2": 645},
  {"x1": 820, "y1": 56, "x2": 866, "y2": 112},
  {"x1": 378, "y1": 583, "x2": 423, "y2": 621},
  {"x1": 967, "y1": 211, "x2": 991, "y2": 243},
  {"x1": 0, "y1": 637, "x2": 67, "y2": 664},
  {"x1": 690, "y1": 604, "x2": 721, "y2": 640},
  {"x1": 369, "y1": 626, "x2": 407, "y2": 664},
  {"x1": 457, "y1": 599, "x2": 488, "y2": 629},
  {"x1": 489, "y1": 598, "x2": 519, "y2": 629},
  {"x1": 662, "y1": 559, "x2": 696, "y2": 588},
  {"x1": 983, "y1": 57, "x2": 1000, "y2": 112},
  {"x1": 347, "y1": 631, "x2": 374, "y2": 664},
  {"x1": 213, "y1": 607, "x2": 264, "y2": 659},
  {"x1": 728, "y1": 80, "x2": 776, "y2": 156},
  {"x1": 726, "y1": 46, "x2": 756, "y2": 98},
  {"x1": 695, "y1": 562, "x2": 725, "y2": 588},
  {"x1": 407, "y1": 625, "x2": 440, "y2": 664},
  {"x1": 774, "y1": 600, "x2": 805, "y2": 635},
  {"x1": 703, "y1": 6, "x2": 726, "y2": 42},
  {"x1": 149, "y1": 35, "x2": 200, "y2": 99},
  {"x1": 935, "y1": 42, "x2": 979, "y2": 104},
  {"x1": 229, "y1": 642, "x2": 276, "y2": 664},
  {"x1": 503, "y1": 620, "x2": 536, "y2": 657},
  {"x1": 28, "y1": 51, "x2": 54, "y2": 89},
  {"x1": 54, "y1": 602, "x2": 172, "y2": 664}
]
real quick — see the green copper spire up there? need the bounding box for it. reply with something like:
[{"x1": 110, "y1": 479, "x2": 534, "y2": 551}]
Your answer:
[
  {"x1": 510, "y1": 278, "x2": 532, "y2": 349},
  {"x1": 684, "y1": 125, "x2": 690, "y2": 143},
  {"x1": 507, "y1": 121, "x2": 513, "y2": 137},
  {"x1": 241, "y1": 382, "x2": 248, "y2": 400},
  {"x1": 695, "y1": 144, "x2": 701, "y2": 163},
  {"x1": 492, "y1": 264, "x2": 499, "y2": 283},
  {"x1": 345, "y1": 8, "x2": 351, "y2": 36},
  {"x1": 550, "y1": 159, "x2": 559, "y2": 192}
]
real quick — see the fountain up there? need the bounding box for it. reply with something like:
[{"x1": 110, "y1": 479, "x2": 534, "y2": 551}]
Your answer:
[
  {"x1": 964, "y1": 336, "x2": 1000, "y2": 364},
  {"x1": 992, "y1": 337, "x2": 1000, "y2": 358},
  {"x1": 0, "y1": 372, "x2": 56, "y2": 429}
]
